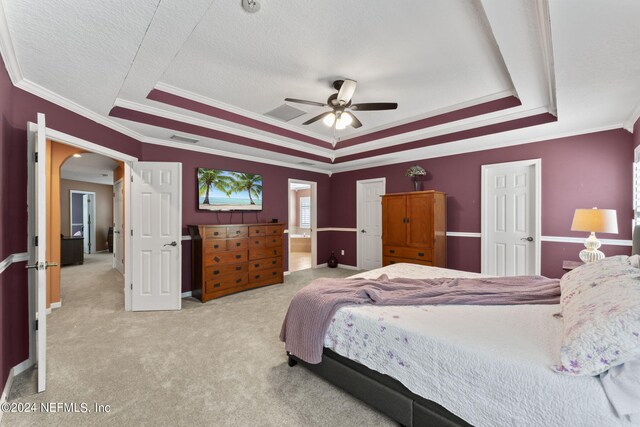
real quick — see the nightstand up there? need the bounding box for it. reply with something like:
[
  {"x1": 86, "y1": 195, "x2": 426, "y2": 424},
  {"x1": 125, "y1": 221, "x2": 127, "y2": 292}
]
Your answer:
[{"x1": 562, "y1": 260, "x2": 583, "y2": 271}]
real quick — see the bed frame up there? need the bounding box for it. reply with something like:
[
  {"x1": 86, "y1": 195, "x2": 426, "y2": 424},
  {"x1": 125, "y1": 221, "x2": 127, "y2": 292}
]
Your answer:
[{"x1": 288, "y1": 349, "x2": 472, "y2": 427}]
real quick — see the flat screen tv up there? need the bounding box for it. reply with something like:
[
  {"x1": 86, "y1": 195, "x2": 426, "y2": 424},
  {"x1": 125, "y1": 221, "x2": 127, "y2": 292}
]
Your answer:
[{"x1": 197, "y1": 168, "x2": 263, "y2": 211}]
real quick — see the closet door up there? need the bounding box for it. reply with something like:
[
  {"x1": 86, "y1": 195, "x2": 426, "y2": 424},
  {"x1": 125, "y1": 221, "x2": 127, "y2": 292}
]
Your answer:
[
  {"x1": 382, "y1": 195, "x2": 406, "y2": 246},
  {"x1": 406, "y1": 192, "x2": 434, "y2": 247}
]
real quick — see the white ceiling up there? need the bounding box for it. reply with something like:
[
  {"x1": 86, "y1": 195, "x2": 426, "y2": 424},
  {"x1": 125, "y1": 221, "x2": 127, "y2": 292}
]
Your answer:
[
  {"x1": 61, "y1": 152, "x2": 119, "y2": 185},
  {"x1": 1, "y1": 0, "x2": 640, "y2": 173}
]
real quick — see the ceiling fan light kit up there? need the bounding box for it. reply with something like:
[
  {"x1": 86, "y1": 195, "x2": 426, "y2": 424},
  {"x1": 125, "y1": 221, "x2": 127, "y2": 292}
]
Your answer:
[{"x1": 285, "y1": 79, "x2": 398, "y2": 130}]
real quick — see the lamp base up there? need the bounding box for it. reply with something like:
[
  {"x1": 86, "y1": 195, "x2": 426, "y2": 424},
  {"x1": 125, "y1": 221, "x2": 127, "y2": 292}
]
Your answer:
[{"x1": 579, "y1": 232, "x2": 605, "y2": 263}]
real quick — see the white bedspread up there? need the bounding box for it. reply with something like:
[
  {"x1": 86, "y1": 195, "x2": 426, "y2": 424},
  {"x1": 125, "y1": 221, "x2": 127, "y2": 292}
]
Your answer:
[{"x1": 323, "y1": 264, "x2": 635, "y2": 427}]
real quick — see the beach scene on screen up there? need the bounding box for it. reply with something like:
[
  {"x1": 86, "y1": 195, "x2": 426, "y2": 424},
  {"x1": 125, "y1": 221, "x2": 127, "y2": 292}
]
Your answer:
[{"x1": 198, "y1": 168, "x2": 263, "y2": 211}]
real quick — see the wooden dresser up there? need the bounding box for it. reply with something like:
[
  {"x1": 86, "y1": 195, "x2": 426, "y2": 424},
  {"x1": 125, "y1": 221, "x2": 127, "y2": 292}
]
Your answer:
[
  {"x1": 381, "y1": 191, "x2": 446, "y2": 267},
  {"x1": 188, "y1": 223, "x2": 285, "y2": 302}
]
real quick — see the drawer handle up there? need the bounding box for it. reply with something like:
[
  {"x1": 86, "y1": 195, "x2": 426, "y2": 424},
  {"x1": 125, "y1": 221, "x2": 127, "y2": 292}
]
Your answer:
[
  {"x1": 235, "y1": 231, "x2": 240, "y2": 234},
  {"x1": 255, "y1": 275, "x2": 261, "y2": 279},
  {"x1": 271, "y1": 260, "x2": 276, "y2": 265},
  {"x1": 213, "y1": 270, "x2": 220, "y2": 275},
  {"x1": 235, "y1": 266, "x2": 242, "y2": 271},
  {"x1": 236, "y1": 278, "x2": 242, "y2": 284},
  {"x1": 213, "y1": 283, "x2": 220, "y2": 288},
  {"x1": 255, "y1": 241, "x2": 260, "y2": 244},
  {"x1": 256, "y1": 230, "x2": 261, "y2": 234},
  {"x1": 418, "y1": 252, "x2": 425, "y2": 257},
  {"x1": 389, "y1": 249, "x2": 395, "y2": 254},
  {"x1": 273, "y1": 250, "x2": 277, "y2": 254},
  {"x1": 214, "y1": 244, "x2": 219, "y2": 249},
  {"x1": 213, "y1": 256, "x2": 220, "y2": 263},
  {"x1": 214, "y1": 232, "x2": 219, "y2": 236},
  {"x1": 235, "y1": 254, "x2": 241, "y2": 259},
  {"x1": 254, "y1": 263, "x2": 259, "y2": 268},
  {"x1": 272, "y1": 239, "x2": 276, "y2": 243},
  {"x1": 390, "y1": 261, "x2": 396, "y2": 264},
  {"x1": 235, "y1": 242, "x2": 241, "y2": 247},
  {"x1": 272, "y1": 271, "x2": 276, "y2": 276}
]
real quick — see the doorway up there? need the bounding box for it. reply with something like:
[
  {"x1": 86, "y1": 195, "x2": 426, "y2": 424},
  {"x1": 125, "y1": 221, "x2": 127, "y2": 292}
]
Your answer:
[
  {"x1": 357, "y1": 178, "x2": 385, "y2": 270},
  {"x1": 481, "y1": 159, "x2": 541, "y2": 276},
  {"x1": 288, "y1": 179, "x2": 317, "y2": 272},
  {"x1": 68, "y1": 190, "x2": 96, "y2": 253}
]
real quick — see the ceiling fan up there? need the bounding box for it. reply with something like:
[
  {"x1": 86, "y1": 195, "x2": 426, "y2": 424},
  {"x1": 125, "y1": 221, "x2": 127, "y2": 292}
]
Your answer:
[{"x1": 285, "y1": 79, "x2": 398, "y2": 130}]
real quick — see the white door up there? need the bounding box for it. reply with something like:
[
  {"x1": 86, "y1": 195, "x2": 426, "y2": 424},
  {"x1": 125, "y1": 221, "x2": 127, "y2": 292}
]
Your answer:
[
  {"x1": 482, "y1": 160, "x2": 541, "y2": 276},
  {"x1": 357, "y1": 179, "x2": 385, "y2": 270},
  {"x1": 27, "y1": 113, "x2": 52, "y2": 392},
  {"x1": 131, "y1": 162, "x2": 182, "y2": 311},
  {"x1": 82, "y1": 194, "x2": 91, "y2": 253},
  {"x1": 113, "y1": 179, "x2": 124, "y2": 274}
]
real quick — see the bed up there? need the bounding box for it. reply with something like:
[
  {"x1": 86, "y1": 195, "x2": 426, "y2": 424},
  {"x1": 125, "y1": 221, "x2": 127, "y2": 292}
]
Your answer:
[{"x1": 285, "y1": 263, "x2": 636, "y2": 427}]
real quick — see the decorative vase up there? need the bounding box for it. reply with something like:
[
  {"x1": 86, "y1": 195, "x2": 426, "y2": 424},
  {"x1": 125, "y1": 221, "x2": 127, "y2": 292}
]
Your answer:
[
  {"x1": 412, "y1": 177, "x2": 420, "y2": 191},
  {"x1": 327, "y1": 252, "x2": 338, "y2": 268}
]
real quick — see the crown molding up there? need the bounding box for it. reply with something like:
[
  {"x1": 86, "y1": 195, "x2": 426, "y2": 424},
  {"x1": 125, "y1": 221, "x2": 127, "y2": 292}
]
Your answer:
[
  {"x1": 333, "y1": 106, "x2": 551, "y2": 157},
  {"x1": 139, "y1": 135, "x2": 332, "y2": 175},
  {"x1": 623, "y1": 98, "x2": 640, "y2": 132},
  {"x1": 534, "y1": 0, "x2": 558, "y2": 117},
  {"x1": 330, "y1": 122, "x2": 622, "y2": 174},
  {"x1": 0, "y1": 0, "x2": 22, "y2": 84},
  {"x1": 113, "y1": 98, "x2": 333, "y2": 159},
  {"x1": 154, "y1": 81, "x2": 334, "y2": 143}
]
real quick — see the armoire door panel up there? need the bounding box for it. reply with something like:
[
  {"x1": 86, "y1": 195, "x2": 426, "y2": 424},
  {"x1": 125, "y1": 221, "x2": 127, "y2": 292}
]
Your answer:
[
  {"x1": 382, "y1": 195, "x2": 406, "y2": 246},
  {"x1": 407, "y1": 193, "x2": 434, "y2": 247}
]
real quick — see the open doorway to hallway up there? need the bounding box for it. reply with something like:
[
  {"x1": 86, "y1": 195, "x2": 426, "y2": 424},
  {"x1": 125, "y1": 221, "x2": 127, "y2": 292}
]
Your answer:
[{"x1": 288, "y1": 180, "x2": 317, "y2": 272}]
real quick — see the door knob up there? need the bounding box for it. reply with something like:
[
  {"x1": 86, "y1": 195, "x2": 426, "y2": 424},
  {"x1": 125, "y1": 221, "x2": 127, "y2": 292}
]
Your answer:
[
  {"x1": 361, "y1": 229, "x2": 366, "y2": 233},
  {"x1": 25, "y1": 262, "x2": 58, "y2": 270},
  {"x1": 520, "y1": 237, "x2": 534, "y2": 242},
  {"x1": 164, "y1": 241, "x2": 178, "y2": 247}
]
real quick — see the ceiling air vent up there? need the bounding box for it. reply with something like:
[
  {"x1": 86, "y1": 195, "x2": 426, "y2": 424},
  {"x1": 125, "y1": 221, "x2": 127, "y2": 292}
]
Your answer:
[
  {"x1": 297, "y1": 161, "x2": 315, "y2": 166},
  {"x1": 265, "y1": 104, "x2": 307, "y2": 122},
  {"x1": 170, "y1": 134, "x2": 199, "y2": 144}
]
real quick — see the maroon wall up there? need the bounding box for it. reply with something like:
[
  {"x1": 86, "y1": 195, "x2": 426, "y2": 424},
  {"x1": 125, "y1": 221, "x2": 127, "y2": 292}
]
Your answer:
[
  {"x1": 139, "y1": 144, "x2": 331, "y2": 292},
  {"x1": 329, "y1": 129, "x2": 634, "y2": 277}
]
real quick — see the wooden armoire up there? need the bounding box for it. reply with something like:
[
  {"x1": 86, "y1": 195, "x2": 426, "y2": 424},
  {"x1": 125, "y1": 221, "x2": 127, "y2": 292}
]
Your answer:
[{"x1": 381, "y1": 190, "x2": 446, "y2": 267}]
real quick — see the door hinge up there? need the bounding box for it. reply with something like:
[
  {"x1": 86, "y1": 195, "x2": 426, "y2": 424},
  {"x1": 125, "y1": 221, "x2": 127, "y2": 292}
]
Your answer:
[
  {"x1": 35, "y1": 319, "x2": 38, "y2": 331},
  {"x1": 130, "y1": 175, "x2": 133, "y2": 183},
  {"x1": 34, "y1": 152, "x2": 38, "y2": 162},
  {"x1": 34, "y1": 236, "x2": 38, "y2": 247},
  {"x1": 130, "y1": 283, "x2": 133, "y2": 290},
  {"x1": 130, "y1": 229, "x2": 133, "y2": 236}
]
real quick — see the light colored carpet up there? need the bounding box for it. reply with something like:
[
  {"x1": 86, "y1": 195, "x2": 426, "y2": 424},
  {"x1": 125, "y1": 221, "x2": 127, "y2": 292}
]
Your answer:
[{"x1": 4, "y1": 254, "x2": 394, "y2": 426}]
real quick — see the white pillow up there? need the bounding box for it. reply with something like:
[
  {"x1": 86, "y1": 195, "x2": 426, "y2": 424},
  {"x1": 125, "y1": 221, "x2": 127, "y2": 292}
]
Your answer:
[{"x1": 554, "y1": 256, "x2": 640, "y2": 376}]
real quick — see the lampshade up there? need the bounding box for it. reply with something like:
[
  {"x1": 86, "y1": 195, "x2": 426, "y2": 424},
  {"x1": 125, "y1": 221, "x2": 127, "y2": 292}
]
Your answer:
[{"x1": 571, "y1": 208, "x2": 618, "y2": 234}]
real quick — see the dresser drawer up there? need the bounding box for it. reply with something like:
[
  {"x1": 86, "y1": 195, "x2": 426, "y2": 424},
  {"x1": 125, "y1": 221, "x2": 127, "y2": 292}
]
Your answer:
[
  {"x1": 249, "y1": 246, "x2": 283, "y2": 260},
  {"x1": 264, "y1": 235, "x2": 282, "y2": 248},
  {"x1": 265, "y1": 225, "x2": 284, "y2": 236},
  {"x1": 227, "y1": 238, "x2": 248, "y2": 251},
  {"x1": 205, "y1": 239, "x2": 227, "y2": 252},
  {"x1": 383, "y1": 246, "x2": 433, "y2": 261},
  {"x1": 204, "y1": 227, "x2": 227, "y2": 238},
  {"x1": 204, "y1": 250, "x2": 247, "y2": 266},
  {"x1": 383, "y1": 256, "x2": 433, "y2": 267},
  {"x1": 248, "y1": 257, "x2": 282, "y2": 271},
  {"x1": 249, "y1": 268, "x2": 283, "y2": 284},
  {"x1": 227, "y1": 226, "x2": 248, "y2": 238},
  {"x1": 205, "y1": 263, "x2": 247, "y2": 280},
  {"x1": 249, "y1": 236, "x2": 265, "y2": 249},
  {"x1": 249, "y1": 226, "x2": 266, "y2": 237},
  {"x1": 205, "y1": 274, "x2": 248, "y2": 294}
]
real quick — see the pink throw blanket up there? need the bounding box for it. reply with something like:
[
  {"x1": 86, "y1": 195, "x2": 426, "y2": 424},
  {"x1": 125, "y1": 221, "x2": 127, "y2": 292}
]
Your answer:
[{"x1": 280, "y1": 274, "x2": 560, "y2": 364}]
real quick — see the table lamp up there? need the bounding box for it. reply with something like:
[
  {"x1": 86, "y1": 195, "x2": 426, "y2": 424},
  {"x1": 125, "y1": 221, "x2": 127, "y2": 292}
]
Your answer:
[{"x1": 570, "y1": 208, "x2": 618, "y2": 263}]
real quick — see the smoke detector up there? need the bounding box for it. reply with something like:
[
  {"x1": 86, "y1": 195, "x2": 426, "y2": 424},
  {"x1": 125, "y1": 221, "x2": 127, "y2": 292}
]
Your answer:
[{"x1": 242, "y1": 0, "x2": 260, "y2": 13}]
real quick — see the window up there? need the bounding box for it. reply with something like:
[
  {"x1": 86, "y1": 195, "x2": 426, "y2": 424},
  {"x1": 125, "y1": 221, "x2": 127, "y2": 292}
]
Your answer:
[{"x1": 299, "y1": 197, "x2": 311, "y2": 229}]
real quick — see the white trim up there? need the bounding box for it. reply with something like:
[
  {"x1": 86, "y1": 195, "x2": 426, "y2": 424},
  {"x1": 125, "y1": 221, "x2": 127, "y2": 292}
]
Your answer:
[
  {"x1": 181, "y1": 235, "x2": 191, "y2": 241},
  {"x1": 50, "y1": 301, "x2": 62, "y2": 309},
  {"x1": 481, "y1": 159, "x2": 542, "y2": 275},
  {"x1": 534, "y1": 0, "x2": 557, "y2": 117},
  {"x1": 329, "y1": 123, "x2": 622, "y2": 174},
  {"x1": 316, "y1": 263, "x2": 328, "y2": 269},
  {"x1": 139, "y1": 135, "x2": 332, "y2": 175},
  {"x1": 540, "y1": 235, "x2": 632, "y2": 246},
  {"x1": 316, "y1": 227, "x2": 358, "y2": 232},
  {"x1": 114, "y1": 98, "x2": 334, "y2": 158},
  {"x1": 1, "y1": 368, "x2": 14, "y2": 423},
  {"x1": 46, "y1": 128, "x2": 138, "y2": 162},
  {"x1": 69, "y1": 190, "x2": 97, "y2": 254},
  {"x1": 446, "y1": 232, "x2": 482, "y2": 238},
  {"x1": 154, "y1": 82, "x2": 334, "y2": 143},
  {"x1": 624, "y1": 99, "x2": 640, "y2": 132},
  {"x1": 284, "y1": 271, "x2": 291, "y2": 276},
  {"x1": 181, "y1": 291, "x2": 192, "y2": 298},
  {"x1": 0, "y1": 1, "x2": 22, "y2": 84},
  {"x1": 338, "y1": 264, "x2": 359, "y2": 271},
  {"x1": 0, "y1": 252, "x2": 29, "y2": 275},
  {"x1": 356, "y1": 177, "x2": 386, "y2": 270},
  {"x1": 288, "y1": 179, "x2": 318, "y2": 272},
  {"x1": 13, "y1": 358, "x2": 32, "y2": 376}
]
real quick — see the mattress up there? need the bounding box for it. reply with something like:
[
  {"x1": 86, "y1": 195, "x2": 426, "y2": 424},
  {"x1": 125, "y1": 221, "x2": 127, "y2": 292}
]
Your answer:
[{"x1": 323, "y1": 263, "x2": 633, "y2": 427}]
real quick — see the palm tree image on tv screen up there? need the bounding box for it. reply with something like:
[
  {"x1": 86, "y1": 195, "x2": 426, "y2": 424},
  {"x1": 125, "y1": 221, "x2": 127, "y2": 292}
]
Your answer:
[{"x1": 198, "y1": 168, "x2": 263, "y2": 211}]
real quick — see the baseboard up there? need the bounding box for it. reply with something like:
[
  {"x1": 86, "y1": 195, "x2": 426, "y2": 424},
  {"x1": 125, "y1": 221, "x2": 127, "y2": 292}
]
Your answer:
[
  {"x1": 0, "y1": 367, "x2": 14, "y2": 423},
  {"x1": 316, "y1": 263, "x2": 327, "y2": 268},
  {"x1": 50, "y1": 300, "x2": 62, "y2": 309},
  {"x1": 315, "y1": 263, "x2": 359, "y2": 271},
  {"x1": 283, "y1": 271, "x2": 290, "y2": 276},
  {"x1": 181, "y1": 291, "x2": 192, "y2": 298},
  {"x1": 13, "y1": 359, "x2": 32, "y2": 376}
]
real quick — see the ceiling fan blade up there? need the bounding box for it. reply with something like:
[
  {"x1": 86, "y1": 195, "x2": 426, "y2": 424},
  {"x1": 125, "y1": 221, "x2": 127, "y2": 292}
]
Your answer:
[
  {"x1": 302, "y1": 111, "x2": 333, "y2": 125},
  {"x1": 350, "y1": 102, "x2": 398, "y2": 111},
  {"x1": 285, "y1": 98, "x2": 327, "y2": 107},
  {"x1": 345, "y1": 112, "x2": 362, "y2": 129},
  {"x1": 337, "y1": 79, "x2": 357, "y2": 104}
]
